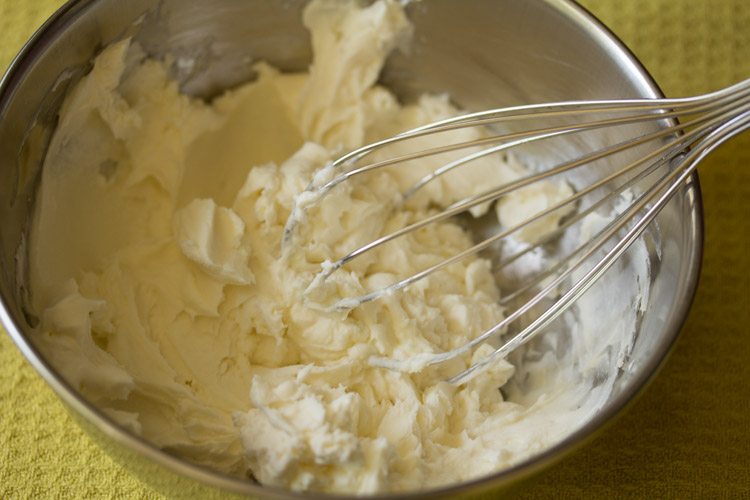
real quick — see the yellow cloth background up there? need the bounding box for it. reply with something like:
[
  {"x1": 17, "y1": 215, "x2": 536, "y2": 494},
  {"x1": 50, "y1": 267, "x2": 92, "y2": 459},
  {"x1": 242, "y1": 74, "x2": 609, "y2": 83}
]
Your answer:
[{"x1": 1, "y1": 0, "x2": 748, "y2": 497}]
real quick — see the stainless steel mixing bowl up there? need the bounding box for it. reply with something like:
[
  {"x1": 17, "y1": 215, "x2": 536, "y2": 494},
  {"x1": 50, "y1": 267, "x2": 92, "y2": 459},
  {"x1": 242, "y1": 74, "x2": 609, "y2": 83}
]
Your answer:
[{"x1": 0, "y1": 0, "x2": 702, "y2": 497}]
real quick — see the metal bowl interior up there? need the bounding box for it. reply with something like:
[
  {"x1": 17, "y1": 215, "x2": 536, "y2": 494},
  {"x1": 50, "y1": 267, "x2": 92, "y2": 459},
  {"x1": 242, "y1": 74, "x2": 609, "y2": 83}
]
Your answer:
[{"x1": 0, "y1": 0, "x2": 703, "y2": 497}]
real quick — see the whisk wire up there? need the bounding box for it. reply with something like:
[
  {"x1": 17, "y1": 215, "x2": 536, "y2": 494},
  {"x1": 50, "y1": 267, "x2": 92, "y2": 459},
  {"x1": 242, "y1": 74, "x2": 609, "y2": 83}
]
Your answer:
[{"x1": 325, "y1": 78, "x2": 750, "y2": 184}]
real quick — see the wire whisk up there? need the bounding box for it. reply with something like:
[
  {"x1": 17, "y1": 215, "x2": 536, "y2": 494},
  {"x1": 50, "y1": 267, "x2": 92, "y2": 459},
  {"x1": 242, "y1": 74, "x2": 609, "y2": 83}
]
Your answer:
[{"x1": 283, "y1": 79, "x2": 750, "y2": 385}]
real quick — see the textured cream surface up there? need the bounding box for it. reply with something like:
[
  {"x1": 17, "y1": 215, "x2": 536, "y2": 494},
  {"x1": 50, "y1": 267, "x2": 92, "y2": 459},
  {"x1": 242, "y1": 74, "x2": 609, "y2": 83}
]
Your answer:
[{"x1": 27, "y1": 1, "x2": 572, "y2": 493}]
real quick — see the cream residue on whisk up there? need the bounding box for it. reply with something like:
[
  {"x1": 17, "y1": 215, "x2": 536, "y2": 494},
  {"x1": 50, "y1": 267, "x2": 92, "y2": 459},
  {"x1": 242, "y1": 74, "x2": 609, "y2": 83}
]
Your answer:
[{"x1": 27, "y1": 0, "x2": 646, "y2": 494}]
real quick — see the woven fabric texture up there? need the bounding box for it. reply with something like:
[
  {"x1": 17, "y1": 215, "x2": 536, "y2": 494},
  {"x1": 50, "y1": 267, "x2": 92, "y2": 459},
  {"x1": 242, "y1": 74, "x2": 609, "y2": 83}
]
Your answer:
[{"x1": 1, "y1": 0, "x2": 748, "y2": 498}]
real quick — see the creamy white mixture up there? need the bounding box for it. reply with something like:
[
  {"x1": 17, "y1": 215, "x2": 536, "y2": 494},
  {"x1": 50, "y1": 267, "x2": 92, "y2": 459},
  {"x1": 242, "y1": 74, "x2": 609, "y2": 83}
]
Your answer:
[{"x1": 28, "y1": 0, "x2": 648, "y2": 494}]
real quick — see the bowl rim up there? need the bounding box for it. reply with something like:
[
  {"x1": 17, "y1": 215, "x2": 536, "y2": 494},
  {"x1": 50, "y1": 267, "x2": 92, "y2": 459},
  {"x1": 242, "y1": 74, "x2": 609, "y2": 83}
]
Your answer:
[{"x1": 0, "y1": 0, "x2": 705, "y2": 497}]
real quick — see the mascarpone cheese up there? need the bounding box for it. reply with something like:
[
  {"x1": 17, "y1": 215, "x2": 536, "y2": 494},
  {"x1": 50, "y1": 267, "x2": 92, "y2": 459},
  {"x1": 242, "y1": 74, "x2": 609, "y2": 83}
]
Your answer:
[{"x1": 28, "y1": 0, "x2": 644, "y2": 494}]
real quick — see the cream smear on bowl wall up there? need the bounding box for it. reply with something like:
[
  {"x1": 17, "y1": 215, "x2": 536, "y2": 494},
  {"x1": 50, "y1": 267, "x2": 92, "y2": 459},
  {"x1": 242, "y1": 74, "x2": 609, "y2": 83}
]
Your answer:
[{"x1": 27, "y1": 0, "x2": 650, "y2": 494}]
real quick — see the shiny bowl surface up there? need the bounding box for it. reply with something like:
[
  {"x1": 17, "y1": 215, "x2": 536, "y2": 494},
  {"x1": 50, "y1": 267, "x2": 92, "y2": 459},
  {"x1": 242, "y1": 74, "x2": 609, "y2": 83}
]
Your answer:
[{"x1": 0, "y1": 0, "x2": 702, "y2": 497}]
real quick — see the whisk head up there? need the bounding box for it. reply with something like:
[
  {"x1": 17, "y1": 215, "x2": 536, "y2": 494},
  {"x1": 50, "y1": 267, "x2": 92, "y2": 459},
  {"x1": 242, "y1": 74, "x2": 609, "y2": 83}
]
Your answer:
[{"x1": 283, "y1": 79, "x2": 750, "y2": 385}]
